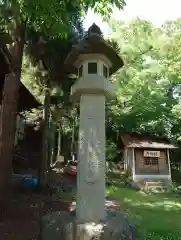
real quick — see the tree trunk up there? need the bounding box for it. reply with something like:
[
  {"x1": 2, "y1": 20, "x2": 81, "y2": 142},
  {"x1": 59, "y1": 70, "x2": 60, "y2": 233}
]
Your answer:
[
  {"x1": 71, "y1": 118, "x2": 75, "y2": 162},
  {"x1": 40, "y1": 80, "x2": 50, "y2": 188},
  {"x1": 50, "y1": 139, "x2": 56, "y2": 166},
  {"x1": 0, "y1": 74, "x2": 19, "y2": 216},
  {"x1": 52, "y1": 124, "x2": 62, "y2": 164},
  {"x1": 0, "y1": 23, "x2": 25, "y2": 216},
  {"x1": 57, "y1": 126, "x2": 62, "y2": 157},
  {"x1": 50, "y1": 123, "x2": 58, "y2": 166}
]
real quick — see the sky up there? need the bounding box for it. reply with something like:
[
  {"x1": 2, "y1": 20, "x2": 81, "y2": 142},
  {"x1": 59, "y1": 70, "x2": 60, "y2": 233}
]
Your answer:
[{"x1": 83, "y1": 0, "x2": 181, "y2": 35}]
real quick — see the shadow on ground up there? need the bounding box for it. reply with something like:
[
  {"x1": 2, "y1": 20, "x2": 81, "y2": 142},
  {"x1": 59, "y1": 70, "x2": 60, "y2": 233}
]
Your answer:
[{"x1": 0, "y1": 168, "x2": 76, "y2": 240}]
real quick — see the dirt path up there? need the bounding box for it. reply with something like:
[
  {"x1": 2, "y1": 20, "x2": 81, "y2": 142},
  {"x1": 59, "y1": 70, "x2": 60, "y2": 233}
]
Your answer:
[
  {"x1": 0, "y1": 193, "x2": 73, "y2": 240},
  {"x1": 0, "y1": 170, "x2": 76, "y2": 240},
  {"x1": 0, "y1": 166, "x2": 78, "y2": 240}
]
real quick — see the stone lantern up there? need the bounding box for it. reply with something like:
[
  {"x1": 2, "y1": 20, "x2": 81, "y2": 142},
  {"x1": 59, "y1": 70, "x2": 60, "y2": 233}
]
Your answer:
[
  {"x1": 65, "y1": 23, "x2": 124, "y2": 224},
  {"x1": 41, "y1": 24, "x2": 136, "y2": 240}
]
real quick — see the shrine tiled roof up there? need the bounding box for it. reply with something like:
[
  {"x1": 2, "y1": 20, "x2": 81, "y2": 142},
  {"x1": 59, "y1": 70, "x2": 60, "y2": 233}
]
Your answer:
[{"x1": 121, "y1": 133, "x2": 177, "y2": 149}]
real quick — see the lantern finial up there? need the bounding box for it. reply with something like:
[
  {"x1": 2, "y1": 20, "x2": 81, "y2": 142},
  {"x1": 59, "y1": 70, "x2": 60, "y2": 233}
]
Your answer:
[{"x1": 88, "y1": 23, "x2": 103, "y2": 37}]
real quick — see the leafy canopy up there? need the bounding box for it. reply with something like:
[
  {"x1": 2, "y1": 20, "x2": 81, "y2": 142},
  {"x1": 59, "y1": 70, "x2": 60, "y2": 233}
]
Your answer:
[{"x1": 0, "y1": 0, "x2": 126, "y2": 38}]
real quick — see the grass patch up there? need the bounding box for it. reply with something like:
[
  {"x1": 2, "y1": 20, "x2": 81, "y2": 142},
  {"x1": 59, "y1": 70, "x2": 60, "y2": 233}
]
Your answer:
[{"x1": 107, "y1": 172, "x2": 181, "y2": 240}]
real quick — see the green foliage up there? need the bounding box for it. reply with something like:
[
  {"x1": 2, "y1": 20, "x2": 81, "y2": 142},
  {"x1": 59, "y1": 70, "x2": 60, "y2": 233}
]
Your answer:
[
  {"x1": 106, "y1": 140, "x2": 119, "y2": 161},
  {"x1": 22, "y1": 40, "x2": 79, "y2": 144},
  {"x1": 102, "y1": 18, "x2": 181, "y2": 163},
  {"x1": 22, "y1": 55, "x2": 44, "y2": 102},
  {"x1": 0, "y1": 0, "x2": 125, "y2": 39},
  {"x1": 107, "y1": 19, "x2": 181, "y2": 140},
  {"x1": 0, "y1": 0, "x2": 80, "y2": 37},
  {"x1": 20, "y1": 17, "x2": 181, "y2": 165}
]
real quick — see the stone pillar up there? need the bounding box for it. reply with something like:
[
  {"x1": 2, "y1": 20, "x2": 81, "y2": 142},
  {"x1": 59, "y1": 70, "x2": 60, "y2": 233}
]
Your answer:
[
  {"x1": 70, "y1": 69, "x2": 115, "y2": 224},
  {"x1": 76, "y1": 94, "x2": 106, "y2": 223}
]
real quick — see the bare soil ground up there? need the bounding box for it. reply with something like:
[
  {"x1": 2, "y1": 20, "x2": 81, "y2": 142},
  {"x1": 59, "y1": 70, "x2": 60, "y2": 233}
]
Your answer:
[
  {"x1": 0, "y1": 193, "x2": 72, "y2": 240},
  {"x1": 0, "y1": 169, "x2": 75, "y2": 240}
]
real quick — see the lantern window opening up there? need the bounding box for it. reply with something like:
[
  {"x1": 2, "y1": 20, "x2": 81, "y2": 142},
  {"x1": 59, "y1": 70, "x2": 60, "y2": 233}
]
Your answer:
[
  {"x1": 78, "y1": 65, "x2": 83, "y2": 77},
  {"x1": 103, "y1": 64, "x2": 108, "y2": 78},
  {"x1": 76, "y1": 57, "x2": 111, "y2": 78},
  {"x1": 88, "y1": 62, "x2": 97, "y2": 74}
]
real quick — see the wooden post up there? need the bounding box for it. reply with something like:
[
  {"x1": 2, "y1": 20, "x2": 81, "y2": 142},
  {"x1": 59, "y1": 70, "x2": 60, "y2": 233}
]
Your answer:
[
  {"x1": 167, "y1": 149, "x2": 171, "y2": 178},
  {"x1": 132, "y1": 148, "x2": 136, "y2": 180},
  {"x1": 40, "y1": 80, "x2": 50, "y2": 188}
]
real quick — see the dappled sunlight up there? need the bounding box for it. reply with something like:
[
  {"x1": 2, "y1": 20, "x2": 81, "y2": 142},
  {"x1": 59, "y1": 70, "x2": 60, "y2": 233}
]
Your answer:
[
  {"x1": 108, "y1": 185, "x2": 181, "y2": 212},
  {"x1": 123, "y1": 197, "x2": 181, "y2": 211},
  {"x1": 107, "y1": 184, "x2": 181, "y2": 239}
]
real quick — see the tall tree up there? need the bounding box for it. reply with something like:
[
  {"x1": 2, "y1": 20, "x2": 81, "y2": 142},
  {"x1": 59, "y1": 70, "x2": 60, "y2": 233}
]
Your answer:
[
  {"x1": 0, "y1": 0, "x2": 125, "y2": 203},
  {"x1": 25, "y1": 25, "x2": 81, "y2": 187}
]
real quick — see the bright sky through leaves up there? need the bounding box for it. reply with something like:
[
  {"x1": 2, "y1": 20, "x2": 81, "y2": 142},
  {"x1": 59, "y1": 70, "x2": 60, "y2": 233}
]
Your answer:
[{"x1": 83, "y1": 0, "x2": 181, "y2": 35}]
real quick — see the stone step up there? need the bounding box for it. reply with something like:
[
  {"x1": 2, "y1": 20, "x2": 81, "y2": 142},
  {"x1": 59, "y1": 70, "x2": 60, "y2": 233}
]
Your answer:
[
  {"x1": 135, "y1": 178, "x2": 172, "y2": 192},
  {"x1": 131, "y1": 178, "x2": 172, "y2": 192},
  {"x1": 137, "y1": 178, "x2": 171, "y2": 185},
  {"x1": 145, "y1": 181, "x2": 166, "y2": 187},
  {"x1": 145, "y1": 185, "x2": 170, "y2": 193},
  {"x1": 144, "y1": 181, "x2": 172, "y2": 192}
]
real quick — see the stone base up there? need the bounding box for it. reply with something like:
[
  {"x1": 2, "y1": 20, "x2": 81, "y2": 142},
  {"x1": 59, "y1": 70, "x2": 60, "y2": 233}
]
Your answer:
[
  {"x1": 130, "y1": 178, "x2": 173, "y2": 192},
  {"x1": 39, "y1": 210, "x2": 136, "y2": 240}
]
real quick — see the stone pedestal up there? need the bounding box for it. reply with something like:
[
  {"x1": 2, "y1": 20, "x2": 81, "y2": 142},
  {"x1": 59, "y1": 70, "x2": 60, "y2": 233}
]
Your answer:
[{"x1": 40, "y1": 209, "x2": 136, "y2": 240}]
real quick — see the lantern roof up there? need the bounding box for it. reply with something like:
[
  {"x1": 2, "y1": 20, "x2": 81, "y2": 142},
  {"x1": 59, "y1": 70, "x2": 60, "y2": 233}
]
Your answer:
[{"x1": 64, "y1": 23, "x2": 124, "y2": 75}]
